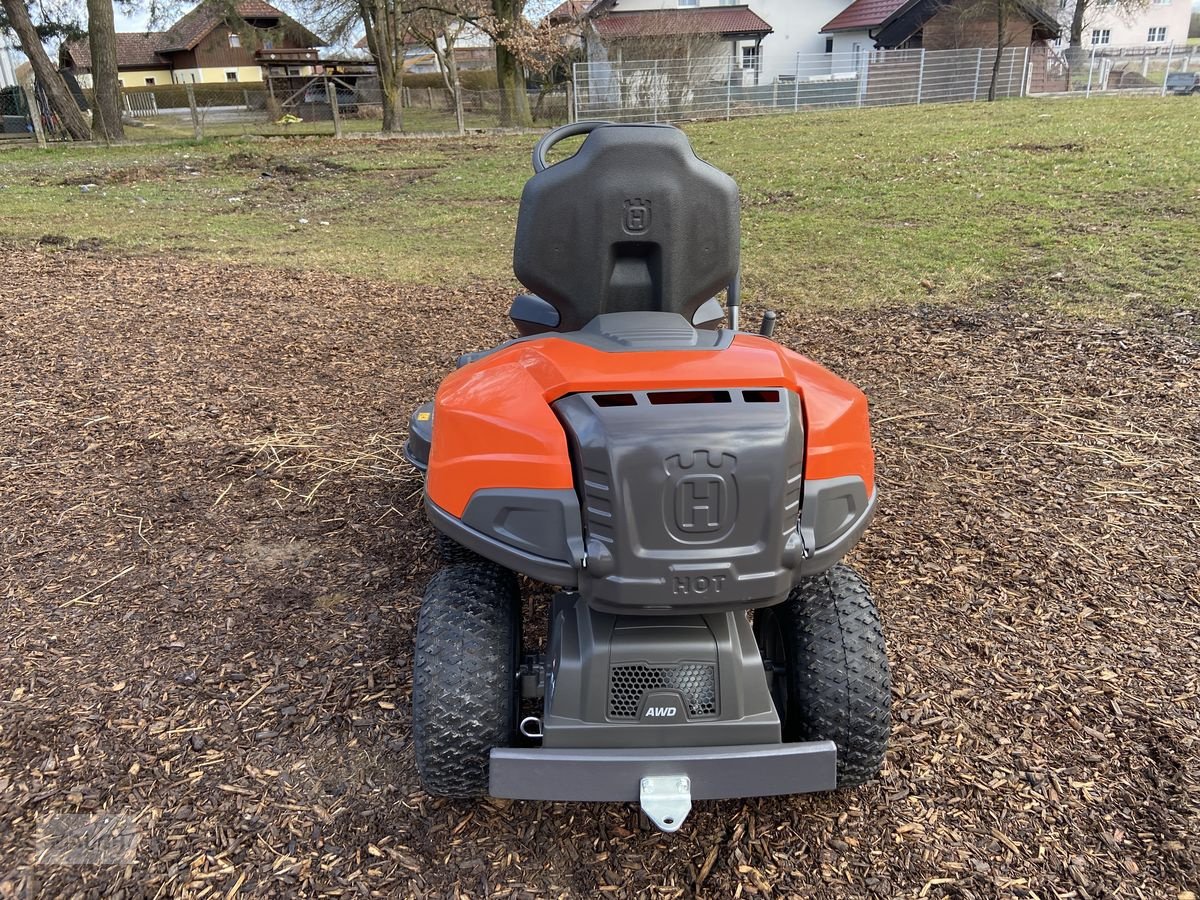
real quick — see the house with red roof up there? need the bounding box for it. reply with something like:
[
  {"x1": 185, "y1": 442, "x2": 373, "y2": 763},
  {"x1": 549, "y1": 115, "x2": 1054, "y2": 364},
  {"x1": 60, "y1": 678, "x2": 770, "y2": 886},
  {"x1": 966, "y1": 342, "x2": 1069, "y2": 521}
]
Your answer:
[
  {"x1": 574, "y1": 0, "x2": 1061, "y2": 84},
  {"x1": 822, "y1": 0, "x2": 1058, "y2": 61},
  {"x1": 60, "y1": 0, "x2": 322, "y2": 87}
]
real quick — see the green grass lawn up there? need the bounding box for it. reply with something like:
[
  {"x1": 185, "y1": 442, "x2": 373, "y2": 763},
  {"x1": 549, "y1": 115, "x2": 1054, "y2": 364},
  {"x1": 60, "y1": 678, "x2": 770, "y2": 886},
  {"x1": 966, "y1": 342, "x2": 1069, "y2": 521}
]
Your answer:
[{"x1": 1, "y1": 96, "x2": 1197, "y2": 317}]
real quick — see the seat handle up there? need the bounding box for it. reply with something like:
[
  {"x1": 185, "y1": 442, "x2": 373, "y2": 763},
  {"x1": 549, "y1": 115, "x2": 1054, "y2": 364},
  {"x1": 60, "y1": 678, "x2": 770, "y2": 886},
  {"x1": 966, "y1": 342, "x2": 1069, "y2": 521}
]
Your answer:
[{"x1": 531, "y1": 121, "x2": 609, "y2": 173}]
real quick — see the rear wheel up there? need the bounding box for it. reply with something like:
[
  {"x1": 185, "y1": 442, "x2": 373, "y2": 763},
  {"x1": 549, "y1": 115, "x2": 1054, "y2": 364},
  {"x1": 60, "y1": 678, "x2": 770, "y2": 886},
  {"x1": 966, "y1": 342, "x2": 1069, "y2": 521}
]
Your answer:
[
  {"x1": 412, "y1": 559, "x2": 521, "y2": 797},
  {"x1": 755, "y1": 564, "x2": 891, "y2": 787}
]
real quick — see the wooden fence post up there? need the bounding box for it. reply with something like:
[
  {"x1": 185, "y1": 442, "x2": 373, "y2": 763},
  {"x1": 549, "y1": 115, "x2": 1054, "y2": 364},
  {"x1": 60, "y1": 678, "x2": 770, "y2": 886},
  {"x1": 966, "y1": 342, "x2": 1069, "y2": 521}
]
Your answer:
[
  {"x1": 326, "y1": 81, "x2": 343, "y2": 138},
  {"x1": 20, "y1": 83, "x2": 47, "y2": 148},
  {"x1": 185, "y1": 82, "x2": 203, "y2": 139}
]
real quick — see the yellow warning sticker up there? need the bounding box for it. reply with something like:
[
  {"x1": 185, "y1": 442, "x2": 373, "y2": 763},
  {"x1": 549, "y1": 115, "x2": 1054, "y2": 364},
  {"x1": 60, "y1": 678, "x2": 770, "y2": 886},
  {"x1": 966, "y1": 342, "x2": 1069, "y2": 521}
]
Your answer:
[{"x1": 417, "y1": 412, "x2": 432, "y2": 421}]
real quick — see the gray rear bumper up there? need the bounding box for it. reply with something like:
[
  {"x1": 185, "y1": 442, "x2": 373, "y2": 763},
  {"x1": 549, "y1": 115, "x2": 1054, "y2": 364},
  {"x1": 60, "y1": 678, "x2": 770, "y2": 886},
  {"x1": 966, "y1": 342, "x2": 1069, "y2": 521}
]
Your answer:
[{"x1": 489, "y1": 741, "x2": 837, "y2": 802}]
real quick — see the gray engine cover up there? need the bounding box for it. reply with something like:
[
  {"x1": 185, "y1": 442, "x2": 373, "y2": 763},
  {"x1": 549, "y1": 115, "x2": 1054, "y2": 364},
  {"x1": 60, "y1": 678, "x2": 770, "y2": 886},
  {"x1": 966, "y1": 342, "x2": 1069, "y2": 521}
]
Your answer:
[{"x1": 553, "y1": 387, "x2": 806, "y2": 614}]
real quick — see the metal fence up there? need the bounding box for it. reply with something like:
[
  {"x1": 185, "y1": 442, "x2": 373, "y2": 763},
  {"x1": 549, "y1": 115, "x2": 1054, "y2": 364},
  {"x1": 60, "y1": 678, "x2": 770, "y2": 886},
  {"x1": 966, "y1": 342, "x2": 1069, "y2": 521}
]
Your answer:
[
  {"x1": 115, "y1": 78, "x2": 569, "y2": 140},
  {"x1": 573, "y1": 43, "x2": 1200, "y2": 123}
]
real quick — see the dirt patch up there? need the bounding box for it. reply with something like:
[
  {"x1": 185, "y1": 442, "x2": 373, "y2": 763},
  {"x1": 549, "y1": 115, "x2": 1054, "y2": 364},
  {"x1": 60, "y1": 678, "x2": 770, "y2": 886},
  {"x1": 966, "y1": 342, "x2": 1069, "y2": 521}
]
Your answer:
[
  {"x1": 1004, "y1": 141, "x2": 1086, "y2": 153},
  {"x1": 224, "y1": 150, "x2": 353, "y2": 181},
  {"x1": 0, "y1": 243, "x2": 1197, "y2": 898}
]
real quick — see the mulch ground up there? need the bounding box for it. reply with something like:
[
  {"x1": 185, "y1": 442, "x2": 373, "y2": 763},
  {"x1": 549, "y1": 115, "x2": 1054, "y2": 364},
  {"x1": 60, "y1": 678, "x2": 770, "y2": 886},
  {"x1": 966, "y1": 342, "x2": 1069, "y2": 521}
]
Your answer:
[{"x1": 1, "y1": 241, "x2": 1197, "y2": 899}]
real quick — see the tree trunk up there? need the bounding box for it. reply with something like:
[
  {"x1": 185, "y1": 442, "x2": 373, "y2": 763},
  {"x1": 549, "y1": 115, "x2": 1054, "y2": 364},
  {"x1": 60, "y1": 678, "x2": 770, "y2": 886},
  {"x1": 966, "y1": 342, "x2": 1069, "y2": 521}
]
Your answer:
[
  {"x1": 431, "y1": 31, "x2": 465, "y2": 135},
  {"x1": 86, "y1": 0, "x2": 124, "y2": 142},
  {"x1": 495, "y1": 41, "x2": 531, "y2": 127},
  {"x1": 1069, "y1": 0, "x2": 1087, "y2": 48},
  {"x1": 1065, "y1": 0, "x2": 1089, "y2": 71},
  {"x1": 492, "y1": 0, "x2": 531, "y2": 127},
  {"x1": 360, "y1": 0, "x2": 402, "y2": 133},
  {"x1": 987, "y1": 1, "x2": 1008, "y2": 101},
  {"x1": 380, "y1": 59, "x2": 403, "y2": 132},
  {"x1": 0, "y1": 0, "x2": 91, "y2": 140}
]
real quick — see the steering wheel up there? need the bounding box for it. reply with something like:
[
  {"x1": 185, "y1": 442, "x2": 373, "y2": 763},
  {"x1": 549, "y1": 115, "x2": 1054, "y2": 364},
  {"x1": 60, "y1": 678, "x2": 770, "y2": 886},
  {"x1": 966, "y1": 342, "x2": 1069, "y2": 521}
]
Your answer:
[{"x1": 531, "y1": 121, "x2": 610, "y2": 173}]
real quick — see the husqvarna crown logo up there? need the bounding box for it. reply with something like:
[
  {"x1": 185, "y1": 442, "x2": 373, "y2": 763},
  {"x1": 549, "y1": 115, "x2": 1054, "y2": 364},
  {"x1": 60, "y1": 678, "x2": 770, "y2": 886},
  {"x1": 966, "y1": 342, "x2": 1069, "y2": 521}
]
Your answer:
[
  {"x1": 663, "y1": 451, "x2": 738, "y2": 543},
  {"x1": 623, "y1": 198, "x2": 651, "y2": 234}
]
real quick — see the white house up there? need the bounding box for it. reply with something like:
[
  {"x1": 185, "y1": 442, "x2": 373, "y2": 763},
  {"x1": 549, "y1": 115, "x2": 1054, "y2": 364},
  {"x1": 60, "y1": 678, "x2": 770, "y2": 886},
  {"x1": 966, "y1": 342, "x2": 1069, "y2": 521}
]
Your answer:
[
  {"x1": 1053, "y1": 0, "x2": 1192, "y2": 49},
  {"x1": 574, "y1": 0, "x2": 1188, "y2": 84}
]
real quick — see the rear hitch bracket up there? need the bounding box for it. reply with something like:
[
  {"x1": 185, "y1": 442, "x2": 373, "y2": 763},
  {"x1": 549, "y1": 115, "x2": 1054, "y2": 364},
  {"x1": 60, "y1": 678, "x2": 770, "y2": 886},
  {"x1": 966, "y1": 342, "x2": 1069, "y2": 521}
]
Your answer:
[{"x1": 640, "y1": 775, "x2": 692, "y2": 833}]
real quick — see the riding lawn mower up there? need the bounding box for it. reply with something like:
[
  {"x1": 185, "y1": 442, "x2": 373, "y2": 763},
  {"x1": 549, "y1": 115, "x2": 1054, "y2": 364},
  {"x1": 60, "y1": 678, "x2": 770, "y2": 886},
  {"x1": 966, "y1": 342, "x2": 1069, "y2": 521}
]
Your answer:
[{"x1": 403, "y1": 121, "x2": 891, "y2": 832}]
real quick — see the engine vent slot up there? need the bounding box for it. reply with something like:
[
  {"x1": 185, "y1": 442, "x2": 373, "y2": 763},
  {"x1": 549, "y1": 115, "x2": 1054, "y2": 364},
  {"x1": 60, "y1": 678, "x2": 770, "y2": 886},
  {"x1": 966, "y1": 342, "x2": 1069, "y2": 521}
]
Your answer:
[
  {"x1": 647, "y1": 390, "x2": 731, "y2": 405},
  {"x1": 593, "y1": 392, "x2": 638, "y2": 408},
  {"x1": 742, "y1": 389, "x2": 781, "y2": 403},
  {"x1": 608, "y1": 663, "x2": 718, "y2": 719}
]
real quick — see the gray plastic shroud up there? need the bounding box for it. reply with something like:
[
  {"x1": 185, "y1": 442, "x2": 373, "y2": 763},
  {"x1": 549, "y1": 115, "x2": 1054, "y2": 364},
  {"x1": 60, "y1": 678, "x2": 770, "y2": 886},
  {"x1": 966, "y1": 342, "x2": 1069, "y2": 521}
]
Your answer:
[
  {"x1": 511, "y1": 297, "x2": 726, "y2": 338},
  {"x1": 541, "y1": 592, "x2": 779, "y2": 748},
  {"x1": 426, "y1": 492, "x2": 582, "y2": 587},
  {"x1": 554, "y1": 386, "x2": 805, "y2": 614},
  {"x1": 402, "y1": 402, "x2": 435, "y2": 472},
  {"x1": 799, "y1": 476, "x2": 877, "y2": 576},
  {"x1": 458, "y1": 311, "x2": 731, "y2": 372},
  {"x1": 489, "y1": 741, "x2": 837, "y2": 802},
  {"x1": 424, "y1": 476, "x2": 875, "y2": 596}
]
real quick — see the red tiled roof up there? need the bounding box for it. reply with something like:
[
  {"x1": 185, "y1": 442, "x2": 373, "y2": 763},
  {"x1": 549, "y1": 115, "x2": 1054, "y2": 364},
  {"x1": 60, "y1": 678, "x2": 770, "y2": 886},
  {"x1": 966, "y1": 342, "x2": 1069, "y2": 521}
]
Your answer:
[
  {"x1": 162, "y1": 0, "x2": 296, "y2": 51},
  {"x1": 822, "y1": 0, "x2": 909, "y2": 32},
  {"x1": 62, "y1": 32, "x2": 168, "y2": 70},
  {"x1": 593, "y1": 7, "x2": 772, "y2": 39},
  {"x1": 62, "y1": 0, "x2": 321, "y2": 71},
  {"x1": 547, "y1": 0, "x2": 588, "y2": 22}
]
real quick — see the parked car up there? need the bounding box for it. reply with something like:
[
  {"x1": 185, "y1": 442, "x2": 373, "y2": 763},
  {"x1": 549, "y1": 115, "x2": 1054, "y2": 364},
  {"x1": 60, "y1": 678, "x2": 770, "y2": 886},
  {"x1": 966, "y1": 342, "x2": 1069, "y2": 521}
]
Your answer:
[
  {"x1": 1165, "y1": 72, "x2": 1200, "y2": 96},
  {"x1": 302, "y1": 80, "x2": 357, "y2": 111}
]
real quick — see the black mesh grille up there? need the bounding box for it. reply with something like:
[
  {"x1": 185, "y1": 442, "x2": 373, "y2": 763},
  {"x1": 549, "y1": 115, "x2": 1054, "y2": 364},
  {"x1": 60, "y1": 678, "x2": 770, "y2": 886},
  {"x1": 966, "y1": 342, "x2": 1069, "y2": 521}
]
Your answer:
[{"x1": 608, "y1": 663, "x2": 718, "y2": 719}]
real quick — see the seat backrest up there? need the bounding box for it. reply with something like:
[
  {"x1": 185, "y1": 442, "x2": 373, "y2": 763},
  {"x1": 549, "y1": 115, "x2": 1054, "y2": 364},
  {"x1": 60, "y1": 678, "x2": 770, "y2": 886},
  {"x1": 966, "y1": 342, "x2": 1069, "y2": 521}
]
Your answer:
[{"x1": 513, "y1": 124, "x2": 740, "y2": 334}]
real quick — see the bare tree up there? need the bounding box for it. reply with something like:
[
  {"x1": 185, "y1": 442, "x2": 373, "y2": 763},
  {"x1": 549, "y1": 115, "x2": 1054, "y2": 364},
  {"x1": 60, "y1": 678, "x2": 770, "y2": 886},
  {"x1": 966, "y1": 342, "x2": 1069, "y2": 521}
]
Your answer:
[
  {"x1": 407, "y1": 8, "x2": 467, "y2": 133},
  {"x1": 409, "y1": 0, "x2": 570, "y2": 127},
  {"x1": 86, "y1": 0, "x2": 125, "y2": 141},
  {"x1": 300, "y1": 0, "x2": 408, "y2": 131},
  {"x1": 0, "y1": 0, "x2": 91, "y2": 139},
  {"x1": 361, "y1": 0, "x2": 407, "y2": 131},
  {"x1": 986, "y1": 0, "x2": 1012, "y2": 101},
  {"x1": 926, "y1": 0, "x2": 1033, "y2": 101}
]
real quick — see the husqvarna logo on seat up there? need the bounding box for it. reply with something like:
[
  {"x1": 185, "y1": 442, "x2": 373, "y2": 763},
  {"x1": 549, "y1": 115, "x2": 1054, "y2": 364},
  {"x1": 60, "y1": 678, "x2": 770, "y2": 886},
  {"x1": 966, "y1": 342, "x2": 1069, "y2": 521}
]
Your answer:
[
  {"x1": 623, "y1": 198, "x2": 651, "y2": 234},
  {"x1": 664, "y1": 451, "x2": 737, "y2": 543}
]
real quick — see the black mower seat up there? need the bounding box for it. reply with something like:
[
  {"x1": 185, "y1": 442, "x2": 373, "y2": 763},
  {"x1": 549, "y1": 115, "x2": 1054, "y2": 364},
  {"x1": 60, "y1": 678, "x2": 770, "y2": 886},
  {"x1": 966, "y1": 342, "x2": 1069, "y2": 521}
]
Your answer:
[{"x1": 513, "y1": 123, "x2": 740, "y2": 334}]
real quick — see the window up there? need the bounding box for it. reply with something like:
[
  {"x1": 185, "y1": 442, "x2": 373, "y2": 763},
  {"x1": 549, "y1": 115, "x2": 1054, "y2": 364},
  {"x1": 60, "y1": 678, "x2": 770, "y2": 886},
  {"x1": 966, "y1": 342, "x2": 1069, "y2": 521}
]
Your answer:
[
  {"x1": 1053, "y1": 35, "x2": 1064, "y2": 46},
  {"x1": 1147, "y1": 26, "x2": 1167, "y2": 41},
  {"x1": 1153, "y1": 0, "x2": 1170, "y2": 4},
  {"x1": 741, "y1": 45, "x2": 760, "y2": 71},
  {"x1": 226, "y1": 70, "x2": 238, "y2": 81},
  {"x1": 677, "y1": 0, "x2": 698, "y2": 6},
  {"x1": 825, "y1": 37, "x2": 834, "y2": 53},
  {"x1": 1090, "y1": 28, "x2": 1110, "y2": 44},
  {"x1": 228, "y1": 32, "x2": 241, "y2": 48},
  {"x1": 144, "y1": 77, "x2": 155, "y2": 85}
]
